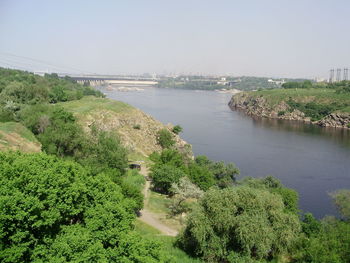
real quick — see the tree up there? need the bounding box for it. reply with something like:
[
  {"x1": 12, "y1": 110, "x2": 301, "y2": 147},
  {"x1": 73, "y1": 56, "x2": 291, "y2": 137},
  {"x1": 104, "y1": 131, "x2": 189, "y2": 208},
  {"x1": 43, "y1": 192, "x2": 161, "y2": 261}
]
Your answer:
[
  {"x1": 156, "y1": 128, "x2": 175, "y2": 149},
  {"x1": 188, "y1": 163, "x2": 215, "y2": 191},
  {"x1": 169, "y1": 177, "x2": 203, "y2": 216},
  {"x1": 0, "y1": 151, "x2": 167, "y2": 263},
  {"x1": 195, "y1": 155, "x2": 239, "y2": 188},
  {"x1": 150, "y1": 165, "x2": 186, "y2": 194},
  {"x1": 177, "y1": 186, "x2": 301, "y2": 262},
  {"x1": 172, "y1": 125, "x2": 183, "y2": 134},
  {"x1": 330, "y1": 189, "x2": 350, "y2": 221}
]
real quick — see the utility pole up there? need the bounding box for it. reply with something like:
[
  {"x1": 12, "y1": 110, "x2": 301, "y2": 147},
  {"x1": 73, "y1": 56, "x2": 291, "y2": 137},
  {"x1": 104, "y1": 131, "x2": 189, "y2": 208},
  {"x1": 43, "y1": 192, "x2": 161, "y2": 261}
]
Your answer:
[
  {"x1": 336, "y1": 68, "x2": 342, "y2": 82},
  {"x1": 329, "y1": 69, "x2": 334, "y2": 83},
  {"x1": 344, "y1": 68, "x2": 349, "y2": 81}
]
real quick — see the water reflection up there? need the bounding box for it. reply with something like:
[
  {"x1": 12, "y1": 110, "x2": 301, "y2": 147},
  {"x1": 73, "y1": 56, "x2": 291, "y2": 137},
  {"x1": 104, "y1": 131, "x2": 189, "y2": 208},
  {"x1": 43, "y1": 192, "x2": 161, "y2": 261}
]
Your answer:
[{"x1": 251, "y1": 116, "x2": 350, "y2": 149}]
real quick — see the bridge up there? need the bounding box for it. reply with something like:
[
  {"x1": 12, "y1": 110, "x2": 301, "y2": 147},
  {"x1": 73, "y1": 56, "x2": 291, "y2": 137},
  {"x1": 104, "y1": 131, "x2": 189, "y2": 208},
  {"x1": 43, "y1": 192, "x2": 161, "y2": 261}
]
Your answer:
[{"x1": 65, "y1": 74, "x2": 158, "y2": 87}]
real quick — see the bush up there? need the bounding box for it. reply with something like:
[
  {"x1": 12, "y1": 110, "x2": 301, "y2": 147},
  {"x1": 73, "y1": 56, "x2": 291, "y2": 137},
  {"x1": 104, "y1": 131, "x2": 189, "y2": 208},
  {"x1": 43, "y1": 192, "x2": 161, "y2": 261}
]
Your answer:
[
  {"x1": 278, "y1": 110, "x2": 285, "y2": 116},
  {"x1": 156, "y1": 128, "x2": 175, "y2": 149},
  {"x1": 133, "y1": 124, "x2": 141, "y2": 129},
  {"x1": 172, "y1": 125, "x2": 183, "y2": 134}
]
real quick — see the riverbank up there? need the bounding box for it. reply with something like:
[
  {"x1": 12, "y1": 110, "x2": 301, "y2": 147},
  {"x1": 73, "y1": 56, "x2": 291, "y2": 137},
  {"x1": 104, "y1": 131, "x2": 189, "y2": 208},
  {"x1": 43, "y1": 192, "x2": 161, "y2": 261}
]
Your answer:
[{"x1": 229, "y1": 88, "x2": 350, "y2": 129}]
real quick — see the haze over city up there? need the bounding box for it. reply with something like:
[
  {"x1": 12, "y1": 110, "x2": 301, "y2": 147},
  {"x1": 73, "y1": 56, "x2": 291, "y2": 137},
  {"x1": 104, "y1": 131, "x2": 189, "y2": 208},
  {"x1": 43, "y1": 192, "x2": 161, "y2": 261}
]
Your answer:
[{"x1": 1, "y1": 0, "x2": 350, "y2": 78}]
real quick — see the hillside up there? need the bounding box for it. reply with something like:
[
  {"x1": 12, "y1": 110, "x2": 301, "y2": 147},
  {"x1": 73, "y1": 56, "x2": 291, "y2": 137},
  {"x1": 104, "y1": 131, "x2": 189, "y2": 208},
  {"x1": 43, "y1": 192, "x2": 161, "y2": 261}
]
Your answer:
[
  {"x1": 59, "y1": 96, "x2": 191, "y2": 158},
  {"x1": 229, "y1": 88, "x2": 350, "y2": 128},
  {"x1": 0, "y1": 122, "x2": 41, "y2": 152}
]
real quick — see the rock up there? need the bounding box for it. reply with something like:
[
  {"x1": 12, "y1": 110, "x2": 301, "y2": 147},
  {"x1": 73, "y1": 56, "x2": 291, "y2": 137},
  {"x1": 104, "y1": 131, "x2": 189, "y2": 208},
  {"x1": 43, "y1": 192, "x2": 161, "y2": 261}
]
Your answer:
[{"x1": 229, "y1": 93, "x2": 349, "y2": 129}]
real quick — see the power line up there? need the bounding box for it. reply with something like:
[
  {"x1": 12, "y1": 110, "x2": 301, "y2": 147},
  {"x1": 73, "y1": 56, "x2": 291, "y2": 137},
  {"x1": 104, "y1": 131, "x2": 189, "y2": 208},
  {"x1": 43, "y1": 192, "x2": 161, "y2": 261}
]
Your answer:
[{"x1": 0, "y1": 51, "x2": 98, "y2": 75}]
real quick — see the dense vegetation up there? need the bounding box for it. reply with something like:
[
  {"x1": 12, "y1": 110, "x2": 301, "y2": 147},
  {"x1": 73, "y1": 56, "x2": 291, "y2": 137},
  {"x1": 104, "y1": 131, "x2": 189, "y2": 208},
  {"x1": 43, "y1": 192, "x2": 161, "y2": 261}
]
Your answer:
[
  {"x1": 150, "y1": 150, "x2": 239, "y2": 194},
  {"x1": 0, "y1": 68, "x2": 103, "y2": 122},
  {"x1": 1, "y1": 68, "x2": 350, "y2": 262},
  {"x1": 0, "y1": 152, "x2": 168, "y2": 262},
  {"x1": 0, "y1": 68, "x2": 171, "y2": 262}
]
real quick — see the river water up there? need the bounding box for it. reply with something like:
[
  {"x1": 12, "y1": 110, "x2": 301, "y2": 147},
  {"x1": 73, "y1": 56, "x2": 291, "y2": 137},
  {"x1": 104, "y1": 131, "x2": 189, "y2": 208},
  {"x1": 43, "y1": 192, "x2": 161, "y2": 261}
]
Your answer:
[{"x1": 99, "y1": 87, "x2": 350, "y2": 218}]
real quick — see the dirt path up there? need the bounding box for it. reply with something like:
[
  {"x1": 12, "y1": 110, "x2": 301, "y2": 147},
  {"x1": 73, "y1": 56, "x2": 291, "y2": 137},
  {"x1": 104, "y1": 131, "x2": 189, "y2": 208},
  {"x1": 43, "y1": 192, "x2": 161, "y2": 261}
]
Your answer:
[{"x1": 139, "y1": 166, "x2": 179, "y2": 237}]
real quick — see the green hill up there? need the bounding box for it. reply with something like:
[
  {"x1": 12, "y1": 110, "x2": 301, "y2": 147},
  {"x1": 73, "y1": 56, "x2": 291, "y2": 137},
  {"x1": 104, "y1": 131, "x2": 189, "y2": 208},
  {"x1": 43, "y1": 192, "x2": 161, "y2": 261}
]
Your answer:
[
  {"x1": 59, "y1": 96, "x2": 191, "y2": 158},
  {"x1": 229, "y1": 85, "x2": 350, "y2": 128}
]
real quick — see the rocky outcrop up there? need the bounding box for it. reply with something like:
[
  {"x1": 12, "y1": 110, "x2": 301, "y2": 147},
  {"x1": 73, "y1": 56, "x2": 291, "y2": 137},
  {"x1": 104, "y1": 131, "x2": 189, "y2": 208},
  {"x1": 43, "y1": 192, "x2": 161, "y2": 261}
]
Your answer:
[
  {"x1": 317, "y1": 113, "x2": 350, "y2": 128},
  {"x1": 229, "y1": 93, "x2": 349, "y2": 129}
]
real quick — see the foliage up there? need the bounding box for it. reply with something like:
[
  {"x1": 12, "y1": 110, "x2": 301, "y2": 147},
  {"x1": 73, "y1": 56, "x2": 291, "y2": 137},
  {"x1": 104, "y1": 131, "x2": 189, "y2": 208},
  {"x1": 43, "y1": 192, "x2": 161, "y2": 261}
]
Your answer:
[
  {"x1": 282, "y1": 80, "x2": 313, "y2": 89},
  {"x1": 187, "y1": 163, "x2": 215, "y2": 191},
  {"x1": 133, "y1": 124, "x2": 141, "y2": 129},
  {"x1": 151, "y1": 165, "x2": 186, "y2": 194},
  {"x1": 157, "y1": 128, "x2": 175, "y2": 149},
  {"x1": 172, "y1": 125, "x2": 183, "y2": 134},
  {"x1": 293, "y1": 217, "x2": 350, "y2": 263},
  {"x1": 78, "y1": 128, "x2": 128, "y2": 176},
  {"x1": 329, "y1": 189, "x2": 350, "y2": 220},
  {"x1": 195, "y1": 155, "x2": 240, "y2": 188},
  {"x1": 238, "y1": 176, "x2": 299, "y2": 214},
  {"x1": 0, "y1": 152, "x2": 167, "y2": 263},
  {"x1": 177, "y1": 186, "x2": 301, "y2": 262},
  {"x1": 286, "y1": 99, "x2": 342, "y2": 121},
  {"x1": 150, "y1": 149, "x2": 187, "y2": 170},
  {"x1": 169, "y1": 177, "x2": 203, "y2": 216}
]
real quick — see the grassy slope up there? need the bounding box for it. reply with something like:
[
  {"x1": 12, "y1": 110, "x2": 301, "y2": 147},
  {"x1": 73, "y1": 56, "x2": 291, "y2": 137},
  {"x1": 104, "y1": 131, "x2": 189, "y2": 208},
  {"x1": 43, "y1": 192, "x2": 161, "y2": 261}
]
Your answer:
[
  {"x1": 0, "y1": 122, "x2": 41, "y2": 153},
  {"x1": 59, "y1": 96, "x2": 167, "y2": 157},
  {"x1": 248, "y1": 88, "x2": 350, "y2": 112}
]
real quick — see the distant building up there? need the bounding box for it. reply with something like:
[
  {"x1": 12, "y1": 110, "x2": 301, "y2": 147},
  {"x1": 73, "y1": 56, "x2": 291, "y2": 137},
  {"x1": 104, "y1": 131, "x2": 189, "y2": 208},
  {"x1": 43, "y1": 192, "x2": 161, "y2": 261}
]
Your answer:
[
  {"x1": 267, "y1": 79, "x2": 285, "y2": 85},
  {"x1": 217, "y1": 77, "x2": 228, "y2": 85}
]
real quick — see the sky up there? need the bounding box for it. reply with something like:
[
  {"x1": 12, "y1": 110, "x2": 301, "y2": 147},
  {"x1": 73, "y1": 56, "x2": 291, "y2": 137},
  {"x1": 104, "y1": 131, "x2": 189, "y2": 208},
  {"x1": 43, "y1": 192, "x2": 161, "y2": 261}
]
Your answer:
[{"x1": 0, "y1": 0, "x2": 349, "y2": 78}]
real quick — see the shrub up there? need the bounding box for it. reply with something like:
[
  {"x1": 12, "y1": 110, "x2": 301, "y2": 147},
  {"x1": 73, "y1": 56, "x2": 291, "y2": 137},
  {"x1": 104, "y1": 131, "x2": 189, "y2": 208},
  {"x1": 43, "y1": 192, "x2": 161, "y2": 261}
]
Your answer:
[
  {"x1": 278, "y1": 110, "x2": 285, "y2": 116},
  {"x1": 172, "y1": 124, "x2": 183, "y2": 134},
  {"x1": 156, "y1": 128, "x2": 175, "y2": 149},
  {"x1": 133, "y1": 124, "x2": 141, "y2": 129}
]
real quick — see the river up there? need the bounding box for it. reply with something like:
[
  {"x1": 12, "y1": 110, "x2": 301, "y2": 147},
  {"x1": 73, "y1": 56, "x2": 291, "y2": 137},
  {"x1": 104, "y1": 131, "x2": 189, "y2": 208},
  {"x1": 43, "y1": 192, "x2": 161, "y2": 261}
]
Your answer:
[{"x1": 99, "y1": 87, "x2": 350, "y2": 218}]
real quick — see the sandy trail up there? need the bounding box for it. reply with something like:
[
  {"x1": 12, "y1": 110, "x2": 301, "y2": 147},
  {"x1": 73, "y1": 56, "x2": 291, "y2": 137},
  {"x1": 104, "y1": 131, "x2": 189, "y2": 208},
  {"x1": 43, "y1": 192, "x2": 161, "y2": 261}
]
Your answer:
[{"x1": 138, "y1": 166, "x2": 178, "y2": 237}]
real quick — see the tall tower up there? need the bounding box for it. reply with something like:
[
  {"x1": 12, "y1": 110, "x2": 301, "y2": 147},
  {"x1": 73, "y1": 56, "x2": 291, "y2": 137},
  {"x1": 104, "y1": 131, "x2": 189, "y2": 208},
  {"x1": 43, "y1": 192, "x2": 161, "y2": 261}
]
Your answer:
[
  {"x1": 329, "y1": 69, "x2": 335, "y2": 83},
  {"x1": 336, "y1": 68, "x2": 342, "y2": 82},
  {"x1": 344, "y1": 68, "x2": 349, "y2": 81}
]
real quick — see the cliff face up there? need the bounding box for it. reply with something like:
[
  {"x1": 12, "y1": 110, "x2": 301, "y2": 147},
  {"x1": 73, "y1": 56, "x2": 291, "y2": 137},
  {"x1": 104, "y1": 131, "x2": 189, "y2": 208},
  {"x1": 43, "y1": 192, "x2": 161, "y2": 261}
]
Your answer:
[{"x1": 229, "y1": 93, "x2": 350, "y2": 129}]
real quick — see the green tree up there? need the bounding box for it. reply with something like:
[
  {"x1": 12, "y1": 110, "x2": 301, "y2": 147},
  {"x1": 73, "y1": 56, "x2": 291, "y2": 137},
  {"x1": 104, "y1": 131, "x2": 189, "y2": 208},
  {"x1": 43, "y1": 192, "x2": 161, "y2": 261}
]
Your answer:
[
  {"x1": 0, "y1": 151, "x2": 167, "y2": 263},
  {"x1": 187, "y1": 163, "x2": 215, "y2": 191},
  {"x1": 169, "y1": 177, "x2": 203, "y2": 216},
  {"x1": 157, "y1": 128, "x2": 175, "y2": 149},
  {"x1": 177, "y1": 186, "x2": 301, "y2": 262},
  {"x1": 330, "y1": 189, "x2": 350, "y2": 220},
  {"x1": 151, "y1": 165, "x2": 186, "y2": 194}
]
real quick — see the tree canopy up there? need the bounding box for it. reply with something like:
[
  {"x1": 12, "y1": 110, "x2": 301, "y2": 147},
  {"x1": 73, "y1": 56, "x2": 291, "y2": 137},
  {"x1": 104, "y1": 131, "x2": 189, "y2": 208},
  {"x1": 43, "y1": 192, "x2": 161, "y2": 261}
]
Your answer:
[
  {"x1": 0, "y1": 151, "x2": 168, "y2": 263},
  {"x1": 177, "y1": 186, "x2": 301, "y2": 262}
]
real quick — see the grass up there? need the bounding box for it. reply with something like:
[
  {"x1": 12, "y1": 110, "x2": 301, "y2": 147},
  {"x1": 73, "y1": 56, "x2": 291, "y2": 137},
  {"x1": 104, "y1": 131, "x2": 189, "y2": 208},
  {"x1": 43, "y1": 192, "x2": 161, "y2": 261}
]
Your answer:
[
  {"x1": 249, "y1": 88, "x2": 350, "y2": 111},
  {"x1": 58, "y1": 96, "x2": 133, "y2": 114},
  {"x1": 0, "y1": 122, "x2": 38, "y2": 142},
  {"x1": 0, "y1": 122, "x2": 41, "y2": 152},
  {"x1": 146, "y1": 190, "x2": 184, "y2": 231},
  {"x1": 134, "y1": 220, "x2": 202, "y2": 263}
]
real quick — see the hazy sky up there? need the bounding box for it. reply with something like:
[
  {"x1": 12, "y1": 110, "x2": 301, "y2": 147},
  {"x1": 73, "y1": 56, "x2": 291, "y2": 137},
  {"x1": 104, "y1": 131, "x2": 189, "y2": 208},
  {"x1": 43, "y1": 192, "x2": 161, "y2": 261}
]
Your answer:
[{"x1": 1, "y1": 0, "x2": 349, "y2": 78}]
